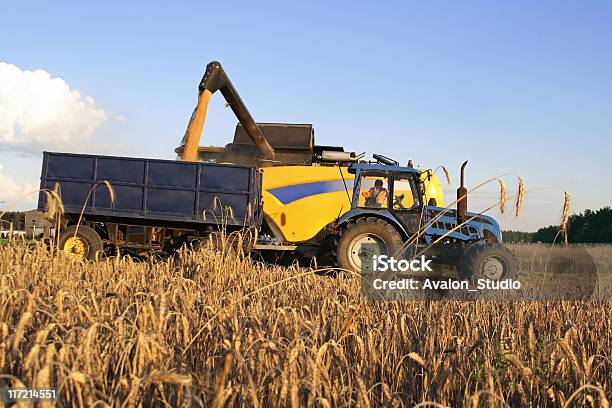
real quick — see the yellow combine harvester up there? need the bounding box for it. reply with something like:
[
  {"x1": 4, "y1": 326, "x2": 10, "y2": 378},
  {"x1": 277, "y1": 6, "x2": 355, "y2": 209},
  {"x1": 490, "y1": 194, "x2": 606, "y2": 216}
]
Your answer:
[{"x1": 176, "y1": 61, "x2": 444, "y2": 249}]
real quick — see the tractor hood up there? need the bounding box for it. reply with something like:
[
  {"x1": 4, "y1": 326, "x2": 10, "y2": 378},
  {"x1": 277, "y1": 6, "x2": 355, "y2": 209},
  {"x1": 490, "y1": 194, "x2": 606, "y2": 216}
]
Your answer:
[{"x1": 425, "y1": 205, "x2": 503, "y2": 243}]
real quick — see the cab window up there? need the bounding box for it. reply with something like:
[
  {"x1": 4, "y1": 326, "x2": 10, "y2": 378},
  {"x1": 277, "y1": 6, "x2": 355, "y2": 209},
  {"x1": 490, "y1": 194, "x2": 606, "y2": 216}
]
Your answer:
[
  {"x1": 392, "y1": 174, "x2": 420, "y2": 210},
  {"x1": 358, "y1": 174, "x2": 389, "y2": 209}
]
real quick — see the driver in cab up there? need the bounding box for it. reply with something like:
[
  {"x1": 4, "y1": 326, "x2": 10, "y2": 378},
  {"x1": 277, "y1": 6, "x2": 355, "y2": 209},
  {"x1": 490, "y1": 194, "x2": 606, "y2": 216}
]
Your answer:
[{"x1": 363, "y1": 179, "x2": 388, "y2": 208}]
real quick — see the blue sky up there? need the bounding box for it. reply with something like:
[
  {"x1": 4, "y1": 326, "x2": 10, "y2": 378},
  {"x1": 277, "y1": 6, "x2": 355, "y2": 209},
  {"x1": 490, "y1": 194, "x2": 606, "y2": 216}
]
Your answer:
[{"x1": 1, "y1": 1, "x2": 611, "y2": 231}]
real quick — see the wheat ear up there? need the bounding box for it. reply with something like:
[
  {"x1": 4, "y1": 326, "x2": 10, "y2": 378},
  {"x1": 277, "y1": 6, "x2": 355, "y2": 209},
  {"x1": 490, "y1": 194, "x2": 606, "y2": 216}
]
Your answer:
[
  {"x1": 515, "y1": 176, "x2": 525, "y2": 217},
  {"x1": 498, "y1": 179, "x2": 507, "y2": 214},
  {"x1": 442, "y1": 166, "x2": 451, "y2": 186},
  {"x1": 561, "y1": 192, "x2": 571, "y2": 245}
]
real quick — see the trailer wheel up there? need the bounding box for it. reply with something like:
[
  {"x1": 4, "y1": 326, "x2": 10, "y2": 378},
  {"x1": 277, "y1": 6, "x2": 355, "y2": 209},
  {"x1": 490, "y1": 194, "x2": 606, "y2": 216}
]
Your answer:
[
  {"x1": 59, "y1": 225, "x2": 104, "y2": 261},
  {"x1": 334, "y1": 217, "x2": 403, "y2": 273},
  {"x1": 459, "y1": 244, "x2": 518, "y2": 281}
]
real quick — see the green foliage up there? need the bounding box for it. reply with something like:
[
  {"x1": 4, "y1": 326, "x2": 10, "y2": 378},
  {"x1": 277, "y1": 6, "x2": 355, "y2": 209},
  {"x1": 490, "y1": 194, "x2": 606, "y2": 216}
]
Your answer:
[
  {"x1": 0, "y1": 211, "x2": 25, "y2": 230},
  {"x1": 533, "y1": 206, "x2": 612, "y2": 244},
  {"x1": 532, "y1": 225, "x2": 559, "y2": 243},
  {"x1": 503, "y1": 230, "x2": 534, "y2": 243}
]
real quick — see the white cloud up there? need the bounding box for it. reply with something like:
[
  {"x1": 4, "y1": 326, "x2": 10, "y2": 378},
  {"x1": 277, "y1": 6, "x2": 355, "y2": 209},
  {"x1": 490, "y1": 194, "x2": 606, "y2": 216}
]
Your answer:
[
  {"x1": 0, "y1": 62, "x2": 107, "y2": 154},
  {"x1": 0, "y1": 164, "x2": 37, "y2": 204}
]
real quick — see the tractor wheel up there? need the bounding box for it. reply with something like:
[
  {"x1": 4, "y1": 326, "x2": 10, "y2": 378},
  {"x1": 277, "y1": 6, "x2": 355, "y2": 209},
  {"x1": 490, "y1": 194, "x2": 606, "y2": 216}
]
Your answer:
[
  {"x1": 459, "y1": 244, "x2": 518, "y2": 281},
  {"x1": 334, "y1": 217, "x2": 403, "y2": 273},
  {"x1": 58, "y1": 225, "x2": 104, "y2": 261}
]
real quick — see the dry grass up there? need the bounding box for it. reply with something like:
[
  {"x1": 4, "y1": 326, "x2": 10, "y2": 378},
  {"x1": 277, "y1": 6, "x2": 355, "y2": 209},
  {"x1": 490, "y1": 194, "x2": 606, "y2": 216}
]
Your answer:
[{"x1": 0, "y1": 242, "x2": 610, "y2": 407}]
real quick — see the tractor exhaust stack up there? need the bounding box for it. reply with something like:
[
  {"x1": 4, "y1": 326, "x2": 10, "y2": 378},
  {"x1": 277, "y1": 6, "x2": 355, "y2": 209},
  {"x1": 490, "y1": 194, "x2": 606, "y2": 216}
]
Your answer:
[{"x1": 456, "y1": 160, "x2": 468, "y2": 224}]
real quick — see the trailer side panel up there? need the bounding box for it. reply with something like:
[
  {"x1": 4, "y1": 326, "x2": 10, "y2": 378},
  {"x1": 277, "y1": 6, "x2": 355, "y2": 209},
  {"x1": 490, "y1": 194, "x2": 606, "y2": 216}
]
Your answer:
[{"x1": 38, "y1": 152, "x2": 261, "y2": 229}]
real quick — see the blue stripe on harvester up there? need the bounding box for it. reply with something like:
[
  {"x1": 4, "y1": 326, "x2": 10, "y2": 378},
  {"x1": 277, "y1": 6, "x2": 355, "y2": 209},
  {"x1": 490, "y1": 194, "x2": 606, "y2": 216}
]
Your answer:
[{"x1": 267, "y1": 180, "x2": 349, "y2": 204}]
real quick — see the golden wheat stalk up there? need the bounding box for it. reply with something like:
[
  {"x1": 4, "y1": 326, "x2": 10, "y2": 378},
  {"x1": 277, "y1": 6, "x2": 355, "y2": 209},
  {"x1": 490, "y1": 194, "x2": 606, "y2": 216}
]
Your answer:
[
  {"x1": 338, "y1": 303, "x2": 366, "y2": 340},
  {"x1": 442, "y1": 166, "x2": 451, "y2": 186},
  {"x1": 42, "y1": 187, "x2": 65, "y2": 221},
  {"x1": 498, "y1": 179, "x2": 507, "y2": 214},
  {"x1": 102, "y1": 180, "x2": 116, "y2": 207},
  {"x1": 407, "y1": 352, "x2": 427, "y2": 370},
  {"x1": 561, "y1": 191, "x2": 571, "y2": 245},
  {"x1": 212, "y1": 353, "x2": 233, "y2": 408},
  {"x1": 515, "y1": 176, "x2": 525, "y2": 217},
  {"x1": 562, "y1": 384, "x2": 609, "y2": 408},
  {"x1": 74, "y1": 180, "x2": 116, "y2": 237},
  {"x1": 144, "y1": 369, "x2": 192, "y2": 386}
]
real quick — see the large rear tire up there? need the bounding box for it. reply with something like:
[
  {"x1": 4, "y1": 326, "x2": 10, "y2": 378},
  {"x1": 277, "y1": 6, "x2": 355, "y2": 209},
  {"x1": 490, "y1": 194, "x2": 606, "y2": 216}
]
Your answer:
[
  {"x1": 334, "y1": 217, "x2": 403, "y2": 273},
  {"x1": 59, "y1": 225, "x2": 104, "y2": 261},
  {"x1": 459, "y1": 244, "x2": 518, "y2": 281}
]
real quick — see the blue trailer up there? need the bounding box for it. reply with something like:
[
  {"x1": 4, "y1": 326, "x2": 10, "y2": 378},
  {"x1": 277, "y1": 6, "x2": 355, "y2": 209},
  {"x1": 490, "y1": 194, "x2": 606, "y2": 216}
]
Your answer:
[{"x1": 38, "y1": 152, "x2": 262, "y2": 259}]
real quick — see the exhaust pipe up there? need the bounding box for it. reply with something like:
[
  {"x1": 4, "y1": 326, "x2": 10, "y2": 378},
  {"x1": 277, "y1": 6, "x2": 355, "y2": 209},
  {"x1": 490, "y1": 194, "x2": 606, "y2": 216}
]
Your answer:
[
  {"x1": 180, "y1": 61, "x2": 275, "y2": 162},
  {"x1": 456, "y1": 160, "x2": 468, "y2": 224}
]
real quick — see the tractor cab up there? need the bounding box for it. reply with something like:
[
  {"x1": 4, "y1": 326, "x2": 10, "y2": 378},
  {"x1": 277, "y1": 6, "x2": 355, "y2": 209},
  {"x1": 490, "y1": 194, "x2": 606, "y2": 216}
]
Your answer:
[
  {"x1": 346, "y1": 162, "x2": 425, "y2": 237},
  {"x1": 350, "y1": 164, "x2": 421, "y2": 210}
]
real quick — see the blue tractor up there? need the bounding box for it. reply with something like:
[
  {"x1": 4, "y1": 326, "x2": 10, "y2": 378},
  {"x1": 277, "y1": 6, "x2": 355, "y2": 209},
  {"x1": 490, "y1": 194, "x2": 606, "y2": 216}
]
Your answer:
[{"x1": 332, "y1": 156, "x2": 518, "y2": 281}]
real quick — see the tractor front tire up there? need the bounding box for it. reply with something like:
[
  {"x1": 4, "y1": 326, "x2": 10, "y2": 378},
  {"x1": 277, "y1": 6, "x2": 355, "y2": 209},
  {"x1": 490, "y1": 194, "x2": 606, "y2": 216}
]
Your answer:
[
  {"x1": 58, "y1": 225, "x2": 104, "y2": 261},
  {"x1": 459, "y1": 244, "x2": 518, "y2": 281},
  {"x1": 334, "y1": 217, "x2": 403, "y2": 273}
]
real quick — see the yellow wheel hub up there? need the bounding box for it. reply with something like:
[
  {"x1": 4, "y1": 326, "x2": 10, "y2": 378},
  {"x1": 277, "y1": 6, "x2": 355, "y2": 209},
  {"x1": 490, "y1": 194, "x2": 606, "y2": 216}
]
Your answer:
[{"x1": 64, "y1": 236, "x2": 87, "y2": 260}]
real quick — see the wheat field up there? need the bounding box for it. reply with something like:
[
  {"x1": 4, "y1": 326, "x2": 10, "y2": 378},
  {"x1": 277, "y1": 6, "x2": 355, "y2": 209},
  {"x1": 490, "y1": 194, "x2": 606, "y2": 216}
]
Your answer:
[{"x1": 0, "y1": 242, "x2": 610, "y2": 407}]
